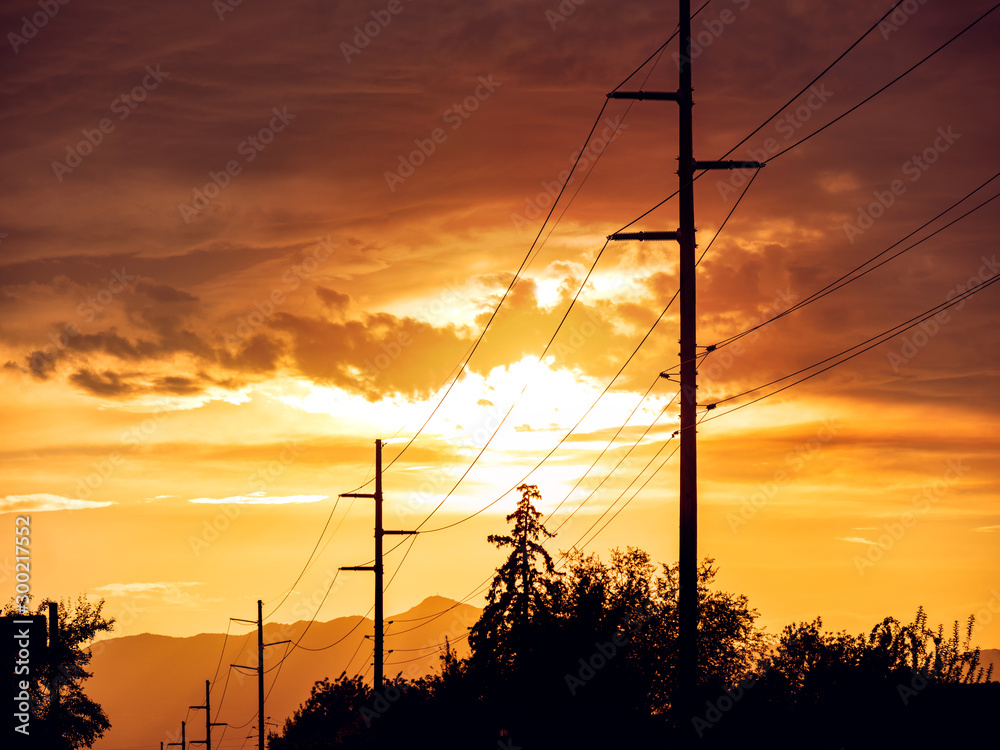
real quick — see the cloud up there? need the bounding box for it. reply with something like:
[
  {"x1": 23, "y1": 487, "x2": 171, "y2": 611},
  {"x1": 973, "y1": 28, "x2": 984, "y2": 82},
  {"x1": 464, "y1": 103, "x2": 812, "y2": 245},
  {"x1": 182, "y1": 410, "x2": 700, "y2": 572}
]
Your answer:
[
  {"x1": 1, "y1": 494, "x2": 114, "y2": 513},
  {"x1": 92, "y1": 582, "x2": 203, "y2": 597},
  {"x1": 837, "y1": 536, "x2": 877, "y2": 546},
  {"x1": 187, "y1": 494, "x2": 329, "y2": 505},
  {"x1": 90, "y1": 581, "x2": 217, "y2": 607}
]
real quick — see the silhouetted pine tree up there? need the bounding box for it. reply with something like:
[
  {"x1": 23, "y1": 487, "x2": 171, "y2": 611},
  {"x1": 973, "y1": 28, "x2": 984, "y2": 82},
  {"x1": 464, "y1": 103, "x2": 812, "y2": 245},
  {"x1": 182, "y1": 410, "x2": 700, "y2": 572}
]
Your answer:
[{"x1": 467, "y1": 483, "x2": 563, "y2": 677}]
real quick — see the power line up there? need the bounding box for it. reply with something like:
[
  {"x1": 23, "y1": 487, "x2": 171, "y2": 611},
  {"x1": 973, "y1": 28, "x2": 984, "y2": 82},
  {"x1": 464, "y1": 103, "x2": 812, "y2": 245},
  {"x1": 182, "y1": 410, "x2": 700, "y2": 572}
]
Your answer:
[
  {"x1": 764, "y1": 2, "x2": 1000, "y2": 164},
  {"x1": 407, "y1": 239, "x2": 611, "y2": 532},
  {"x1": 719, "y1": 0, "x2": 906, "y2": 161},
  {"x1": 551, "y1": 390, "x2": 678, "y2": 536},
  {"x1": 712, "y1": 176, "x2": 1000, "y2": 349},
  {"x1": 614, "y1": 2, "x2": 997, "y2": 236},
  {"x1": 409, "y1": 155, "x2": 762, "y2": 537},
  {"x1": 703, "y1": 271, "x2": 1000, "y2": 420},
  {"x1": 263, "y1": 495, "x2": 342, "y2": 619},
  {"x1": 361, "y1": 22, "x2": 706, "y2": 480}
]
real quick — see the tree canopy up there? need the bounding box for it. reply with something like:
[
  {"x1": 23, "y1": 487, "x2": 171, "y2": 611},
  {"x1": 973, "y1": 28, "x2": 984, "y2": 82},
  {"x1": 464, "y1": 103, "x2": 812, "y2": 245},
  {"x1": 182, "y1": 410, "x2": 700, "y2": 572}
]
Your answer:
[
  {"x1": 268, "y1": 484, "x2": 996, "y2": 749},
  {"x1": 4, "y1": 596, "x2": 114, "y2": 749}
]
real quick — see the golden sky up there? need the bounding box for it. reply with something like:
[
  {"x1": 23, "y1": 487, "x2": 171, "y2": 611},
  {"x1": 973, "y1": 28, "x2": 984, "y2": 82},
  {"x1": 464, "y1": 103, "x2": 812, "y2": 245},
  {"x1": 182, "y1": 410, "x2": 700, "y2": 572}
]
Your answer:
[{"x1": 1, "y1": 0, "x2": 999, "y2": 655}]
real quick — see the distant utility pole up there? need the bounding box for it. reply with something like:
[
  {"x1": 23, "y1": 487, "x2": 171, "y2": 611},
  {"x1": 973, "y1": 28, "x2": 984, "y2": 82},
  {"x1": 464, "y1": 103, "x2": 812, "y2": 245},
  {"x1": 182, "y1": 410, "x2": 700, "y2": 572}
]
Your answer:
[
  {"x1": 166, "y1": 721, "x2": 185, "y2": 750},
  {"x1": 232, "y1": 601, "x2": 289, "y2": 750},
  {"x1": 189, "y1": 679, "x2": 226, "y2": 750},
  {"x1": 47, "y1": 601, "x2": 61, "y2": 749},
  {"x1": 341, "y1": 439, "x2": 418, "y2": 689},
  {"x1": 607, "y1": 0, "x2": 763, "y2": 721}
]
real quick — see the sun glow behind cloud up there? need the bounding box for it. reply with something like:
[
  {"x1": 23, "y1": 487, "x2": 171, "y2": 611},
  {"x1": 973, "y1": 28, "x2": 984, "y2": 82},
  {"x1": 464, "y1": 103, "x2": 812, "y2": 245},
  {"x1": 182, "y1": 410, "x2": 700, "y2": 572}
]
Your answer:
[{"x1": 0, "y1": 0, "x2": 997, "y2": 656}]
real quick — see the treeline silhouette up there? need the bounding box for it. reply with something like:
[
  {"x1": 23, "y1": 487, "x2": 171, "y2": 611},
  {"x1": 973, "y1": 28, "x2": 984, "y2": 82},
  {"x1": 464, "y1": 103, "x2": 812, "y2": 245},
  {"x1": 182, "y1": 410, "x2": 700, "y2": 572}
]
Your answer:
[{"x1": 268, "y1": 485, "x2": 996, "y2": 749}]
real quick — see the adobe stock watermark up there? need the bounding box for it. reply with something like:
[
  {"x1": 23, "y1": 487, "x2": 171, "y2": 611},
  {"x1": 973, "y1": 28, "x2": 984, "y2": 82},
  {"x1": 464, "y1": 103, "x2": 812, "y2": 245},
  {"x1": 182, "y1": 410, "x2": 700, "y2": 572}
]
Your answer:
[
  {"x1": 340, "y1": 0, "x2": 410, "y2": 62},
  {"x1": 880, "y1": 0, "x2": 930, "y2": 40},
  {"x1": 75, "y1": 407, "x2": 168, "y2": 501},
  {"x1": 698, "y1": 286, "x2": 799, "y2": 389},
  {"x1": 853, "y1": 459, "x2": 971, "y2": 575},
  {"x1": 51, "y1": 66, "x2": 169, "y2": 182},
  {"x1": 886, "y1": 255, "x2": 998, "y2": 372},
  {"x1": 6, "y1": 0, "x2": 70, "y2": 54},
  {"x1": 222, "y1": 236, "x2": 337, "y2": 347},
  {"x1": 177, "y1": 106, "x2": 296, "y2": 223},
  {"x1": 212, "y1": 0, "x2": 244, "y2": 21},
  {"x1": 693, "y1": 623, "x2": 812, "y2": 736},
  {"x1": 510, "y1": 115, "x2": 628, "y2": 230},
  {"x1": 187, "y1": 441, "x2": 303, "y2": 555},
  {"x1": 716, "y1": 84, "x2": 833, "y2": 201},
  {"x1": 843, "y1": 126, "x2": 960, "y2": 244},
  {"x1": 895, "y1": 587, "x2": 996, "y2": 705},
  {"x1": 545, "y1": 0, "x2": 586, "y2": 30},
  {"x1": 87, "y1": 597, "x2": 143, "y2": 658},
  {"x1": 362, "y1": 276, "x2": 475, "y2": 384},
  {"x1": 673, "y1": 0, "x2": 752, "y2": 69},
  {"x1": 727, "y1": 419, "x2": 838, "y2": 533},
  {"x1": 564, "y1": 610, "x2": 651, "y2": 695},
  {"x1": 384, "y1": 75, "x2": 501, "y2": 192},
  {"x1": 27, "y1": 267, "x2": 137, "y2": 378}
]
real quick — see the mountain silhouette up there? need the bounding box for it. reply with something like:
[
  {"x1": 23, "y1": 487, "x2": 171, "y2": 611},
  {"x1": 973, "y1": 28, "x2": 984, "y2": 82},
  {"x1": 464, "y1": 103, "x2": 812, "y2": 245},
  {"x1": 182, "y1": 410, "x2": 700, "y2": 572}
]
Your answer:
[{"x1": 86, "y1": 596, "x2": 479, "y2": 749}]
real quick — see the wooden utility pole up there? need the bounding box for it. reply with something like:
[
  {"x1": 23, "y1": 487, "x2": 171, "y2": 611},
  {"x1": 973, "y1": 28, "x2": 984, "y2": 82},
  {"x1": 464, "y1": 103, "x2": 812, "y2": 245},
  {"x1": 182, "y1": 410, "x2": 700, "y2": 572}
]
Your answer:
[
  {"x1": 608, "y1": 0, "x2": 763, "y2": 722},
  {"x1": 675, "y1": 0, "x2": 699, "y2": 719},
  {"x1": 47, "y1": 601, "x2": 61, "y2": 748},
  {"x1": 233, "y1": 601, "x2": 289, "y2": 750},
  {"x1": 189, "y1": 679, "x2": 225, "y2": 750},
  {"x1": 342, "y1": 439, "x2": 417, "y2": 689},
  {"x1": 166, "y1": 721, "x2": 185, "y2": 750}
]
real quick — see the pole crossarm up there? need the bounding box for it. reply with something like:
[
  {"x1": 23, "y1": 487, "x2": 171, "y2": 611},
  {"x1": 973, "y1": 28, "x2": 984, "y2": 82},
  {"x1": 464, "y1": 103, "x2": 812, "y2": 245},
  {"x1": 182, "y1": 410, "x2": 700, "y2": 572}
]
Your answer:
[
  {"x1": 383, "y1": 530, "x2": 419, "y2": 535},
  {"x1": 606, "y1": 90, "x2": 680, "y2": 101},
  {"x1": 340, "y1": 492, "x2": 376, "y2": 499},
  {"x1": 340, "y1": 565, "x2": 376, "y2": 572},
  {"x1": 608, "y1": 230, "x2": 681, "y2": 242},
  {"x1": 694, "y1": 159, "x2": 765, "y2": 170},
  {"x1": 264, "y1": 640, "x2": 291, "y2": 648}
]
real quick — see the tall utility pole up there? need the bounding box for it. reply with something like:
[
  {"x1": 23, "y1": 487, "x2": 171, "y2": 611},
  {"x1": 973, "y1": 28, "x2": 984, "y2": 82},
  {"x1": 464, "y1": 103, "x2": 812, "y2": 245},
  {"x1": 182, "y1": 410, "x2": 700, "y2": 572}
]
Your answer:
[
  {"x1": 675, "y1": 0, "x2": 700, "y2": 718},
  {"x1": 47, "y1": 601, "x2": 60, "y2": 749},
  {"x1": 167, "y1": 721, "x2": 185, "y2": 750},
  {"x1": 189, "y1": 679, "x2": 225, "y2": 750},
  {"x1": 233, "y1": 601, "x2": 289, "y2": 750},
  {"x1": 608, "y1": 0, "x2": 762, "y2": 720},
  {"x1": 341, "y1": 439, "x2": 417, "y2": 689}
]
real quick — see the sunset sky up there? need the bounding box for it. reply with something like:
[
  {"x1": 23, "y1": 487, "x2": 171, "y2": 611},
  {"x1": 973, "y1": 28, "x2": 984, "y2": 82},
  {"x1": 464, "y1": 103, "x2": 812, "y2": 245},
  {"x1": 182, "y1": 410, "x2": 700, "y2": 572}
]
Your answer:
[{"x1": 2, "y1": 0, "x2": 999, "y2": 664}]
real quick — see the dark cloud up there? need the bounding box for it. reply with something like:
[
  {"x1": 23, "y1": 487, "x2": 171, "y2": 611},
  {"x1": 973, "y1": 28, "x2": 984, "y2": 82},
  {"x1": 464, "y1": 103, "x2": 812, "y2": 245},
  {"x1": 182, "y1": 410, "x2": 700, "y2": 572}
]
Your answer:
[
  {"x1": 69, "y1": 369, "x2": 134, "y2": 397},
  {"x1": 135, "y1": 281, "x2": 199, "y2": 303},
  {"x1": 316, "y1": 286, "x2": 351, "y2": 311},
  {"x1": 271, "y1": 310, "x2": 471, "y2": 400}
]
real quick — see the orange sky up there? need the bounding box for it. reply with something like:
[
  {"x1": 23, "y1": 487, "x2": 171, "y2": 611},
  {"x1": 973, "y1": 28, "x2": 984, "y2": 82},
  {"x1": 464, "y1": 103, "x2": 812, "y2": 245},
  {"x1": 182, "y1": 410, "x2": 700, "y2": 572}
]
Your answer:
[{"x1": 1, "y1": 0, "x2": 999, "y2": 660}]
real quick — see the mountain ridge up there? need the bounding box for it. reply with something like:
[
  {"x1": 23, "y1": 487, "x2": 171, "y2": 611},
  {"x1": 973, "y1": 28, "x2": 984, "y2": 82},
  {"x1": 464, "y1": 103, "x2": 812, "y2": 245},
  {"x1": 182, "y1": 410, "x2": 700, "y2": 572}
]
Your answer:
[{"x1": 88, "y1": 596, "x2": 481, "y2": 750}]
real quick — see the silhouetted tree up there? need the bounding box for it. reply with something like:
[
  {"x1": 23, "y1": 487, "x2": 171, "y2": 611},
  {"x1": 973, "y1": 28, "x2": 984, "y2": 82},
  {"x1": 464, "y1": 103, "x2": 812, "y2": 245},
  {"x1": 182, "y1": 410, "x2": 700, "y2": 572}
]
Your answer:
[
  {"x1": 701, "y1": 608, "x2": 998, "y2": 749},
  {"x1": 268, "y1": 673, "x2": 372, "y2": 750},
  {"x1": 467, "y1": 483, "x2": 563, "y2": 677},
  {"x1": 558, "y1": 550, "x2": 765, "y2": 715},
  {"x1": 4, "y1": 596, "x2": 114, "y2": 749}
]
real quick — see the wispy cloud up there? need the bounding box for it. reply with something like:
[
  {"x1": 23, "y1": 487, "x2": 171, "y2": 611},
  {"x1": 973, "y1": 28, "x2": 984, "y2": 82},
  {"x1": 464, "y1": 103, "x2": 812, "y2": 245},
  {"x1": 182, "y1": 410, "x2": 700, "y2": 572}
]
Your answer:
[
  {"x1": 1, "y1": 494, "x2": 114, "y2": 513},
  {"x1": 93, "y1": 581, "x2": 202, "y2": 597},
  {"x1": 91, "y1": 581, "x2": 218, "y2": 607},
  {"x1": 837, "y1": 536, "x2": 877, "y2": 546},
  {"x1": 187, "y1": 493, "x2": 328, "y2": 505}
]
